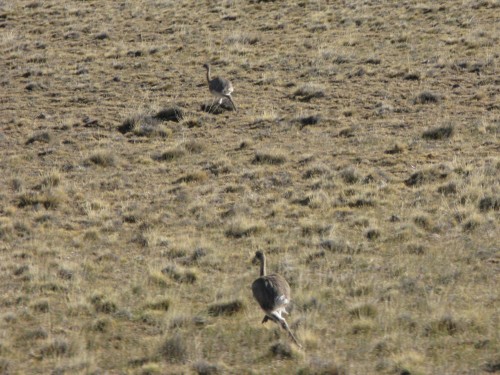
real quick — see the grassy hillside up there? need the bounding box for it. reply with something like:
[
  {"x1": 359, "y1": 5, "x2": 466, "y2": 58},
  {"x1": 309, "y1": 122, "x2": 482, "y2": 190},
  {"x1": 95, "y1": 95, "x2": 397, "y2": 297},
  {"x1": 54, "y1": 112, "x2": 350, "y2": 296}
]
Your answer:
[{"x1": 0, "y1": 0, "x2": 498, "y2": 373}]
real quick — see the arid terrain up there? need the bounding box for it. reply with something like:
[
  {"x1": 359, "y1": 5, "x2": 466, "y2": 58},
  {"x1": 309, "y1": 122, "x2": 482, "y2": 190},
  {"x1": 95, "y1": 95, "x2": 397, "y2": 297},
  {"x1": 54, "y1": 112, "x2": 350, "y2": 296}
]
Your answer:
[{"x1": 1, "y1": 0, "x2": 499, "y2": 374}]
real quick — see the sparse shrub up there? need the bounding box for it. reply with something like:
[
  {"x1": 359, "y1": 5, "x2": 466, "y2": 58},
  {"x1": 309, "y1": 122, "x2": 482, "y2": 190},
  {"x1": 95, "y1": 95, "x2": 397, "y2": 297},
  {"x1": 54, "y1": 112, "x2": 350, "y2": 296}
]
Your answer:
[
  {"x1": 404, "y1": 165, "x2": 450, "y2": 187},
  {"x1": 138, "y1": 311, "x2": 164, "y2": 327},
  {"x1": 422, "y1": 125, "x2": 454, "y2": 140},
  {"x1": 145, "y1": 298, "x2": 170, "y2": 311},
  {"x1": 183, "y1": 140, "x2": 204, "y2": 154},
  {"x1": 58, "y1": 268, "x2": 74, "y2": 280},
  {"x1": 348, "y1": 303, "x2": 377, "y2": 319},
  {"x1": 479, "y1": 196, "x2": 500, "y2": 211},
  {"x1": 270, "y1": 342, "x2": 296, "y2": 359},
  {"x1": 397, "y1": 314, "x2": 418, "y2": 332},
  {"x1": 140, "y1": 362, "x2": 162, "y2": 375},
  {"x1": 404, "y1": 72, "x2": 421, "y2": 80},
  {"x1": 193, "y1": 360, "x2": 222, "y2": 375},
  {"x1": 90, "y1": 317, "x2": 113, "y2": 332},
  {"x1": 204, "y1": 159, "x2": 232, "y2": 176},
  {"x1": 437, "y1": 182, "x2": 457, "y2": 195},
  {"x1": 39, "y1": 339, "x2": 73, "y2": 358},
  {"x1": 351, "y1": 319, "x2": 375, "y2": 334},
  {"x1": 413, "y1": 91, "x2": 442, "y2": 104},
  {"x1": 365, "y1": 228, "x2": 381, "y2": 240},
  {"x1": 208, "y1": 300, "x2": 244, "y2": 316},
  {"x1": 0, "y1": 359, "x2": 9, "y2": 373},
  {"x1": 463, "y1": 216, "x2": 482, "y2": 231},
  {"x1": 38, "y1": 172, "x2": 61, "y2": 189},
  {"x1": 348, "y1": 198, "x2": 375, "y2": 208},
  {"x1": 158, "y1": 334, "x2": 188, "y2": 363},
  {"x1": 338, "y1": 127, "x2": 355, "y2": 137},
  {"x1": 31, "y1": 300, "x2": 49, "y2": 313},
  {"x1": 293, "y1": 83, "x2": 326, "y2": 102},
  {"x1": 225, "y1": 33, "x2": 259, "y2": 45},
  {"x1": 302, "y1": 166, "x2": 329, "y2": 179},
  {"x1": 301, "y1": 222, "x2": 332, "y2": 237},
  {"x1": 26, "y1": 132, "x2": 51, "y2": 145},
  {"x1": 118, "y1": 114, "x2": 172, "y2": 137},
  {"x1": 161, "y1": 265, "x2": 197, "y2": 284},
  {"x1": 413, "y1": 215, "x2": 432, "y2": 230},
  {"x1": 149, "y1": 271, "x2": 169, "y2": 287},
  {"x1": 225, "y1": 219, "x2": 263, "y2": 238},
  {"x1": 340, "y1": 167, "x2": 360, "y2": 184},
  {"x1": 424, "y1": 315, "x2": 460, "y2": 336},
  {"x1": 153, "y1": 107, "x2": 184, "y2": 122},
  {"x1": 385, "y1": 143, "x2": 405, "y2": 154},
  {"x1": 296, "y1": 115, "x2": 321, "y2": 129},
  {"x1": 87, "y1": 152, "x2": 116, "y2": 167},
  {"x1": 482, "y1": 359, "x2": 500, "y2": 373},
  {"x1": 152, "y1": 147, "x2": 185, "y2": 162},
  {"x1": 174, "y1": 171, "x2": 208, "y2": 184},
  {"x1": 252, "y1": 151, "x2": 286, "y2": 165},
  {"x1": 22, "y1": 327, "x2": 48, "y2": 340},
  {"x1": 298, "y1": 359, "x2": 347, "y2": 375},
  {"x1": 95, "y1": 31, "x2": 109, "y2": 40},
  {"x1": 13, "y1": 265, "x2": 29, "y2": 276},
  {"x1": 17, "y1": 190, "x2": 65, "y2": 209},
  {"x1": 406, "y1": 243, "x2": 426, "y2": 255},
  {"x1": 320, "y1": 239, "x2": 354, "y2": 253},
  {"x1": 90, "y1": 294, "x2": 118, "y2": 314}
]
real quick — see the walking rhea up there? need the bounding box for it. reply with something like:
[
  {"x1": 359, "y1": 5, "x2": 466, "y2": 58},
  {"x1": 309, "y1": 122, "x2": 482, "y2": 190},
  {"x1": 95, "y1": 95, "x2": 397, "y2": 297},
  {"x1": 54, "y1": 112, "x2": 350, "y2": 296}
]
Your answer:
[
  {"x1": 203, "y1": 63, "x2": 237, "y2": 111},
  {"x1": 251, "y1": 250, "x2": 302, "y2": 348}
]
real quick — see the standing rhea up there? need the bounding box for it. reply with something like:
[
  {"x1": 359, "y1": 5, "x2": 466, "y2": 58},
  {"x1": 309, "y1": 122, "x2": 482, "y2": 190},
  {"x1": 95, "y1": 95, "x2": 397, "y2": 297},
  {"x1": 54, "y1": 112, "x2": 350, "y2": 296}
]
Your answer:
[
  {"x1": 203, "y1": 63, "x2": 237, "y2": 111},
  {"x1": 252, "y1": 250, "x2": 302, "y2": 348}
]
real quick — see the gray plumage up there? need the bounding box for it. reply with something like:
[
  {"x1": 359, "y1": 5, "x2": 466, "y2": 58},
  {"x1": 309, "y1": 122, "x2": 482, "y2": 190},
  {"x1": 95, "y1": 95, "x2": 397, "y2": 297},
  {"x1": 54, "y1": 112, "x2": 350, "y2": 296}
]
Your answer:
[
  {"x1": 203, "y1": 63, "x2": 237, "y2": 111},
  {"x1": 252, "y1": 250, "x2": 302, "y2": 348}
]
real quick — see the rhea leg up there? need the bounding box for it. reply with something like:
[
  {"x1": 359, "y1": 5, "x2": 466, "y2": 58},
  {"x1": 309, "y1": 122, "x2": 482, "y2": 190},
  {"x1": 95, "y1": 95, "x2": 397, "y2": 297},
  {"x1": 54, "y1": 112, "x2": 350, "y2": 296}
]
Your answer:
[
  {"x1": 270, "y1": 312, "x2": 302, "y2": 348},
  {"x1": 279, "y1": 318, "x2": 302, "y2": 348},
  {"x1": 225, "y1": 95, "x2": 237, "y2": 111}
]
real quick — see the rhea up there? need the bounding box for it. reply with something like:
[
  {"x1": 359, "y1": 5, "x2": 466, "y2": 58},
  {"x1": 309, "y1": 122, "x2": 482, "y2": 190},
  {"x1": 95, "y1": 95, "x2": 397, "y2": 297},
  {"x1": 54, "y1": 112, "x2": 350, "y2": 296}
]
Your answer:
[
  {"x1": 203, "y1": 63, "x2": 237, "y2": 111},
  {"x1": 251, "y1": 250, "x2": 302, "y2": 348}
]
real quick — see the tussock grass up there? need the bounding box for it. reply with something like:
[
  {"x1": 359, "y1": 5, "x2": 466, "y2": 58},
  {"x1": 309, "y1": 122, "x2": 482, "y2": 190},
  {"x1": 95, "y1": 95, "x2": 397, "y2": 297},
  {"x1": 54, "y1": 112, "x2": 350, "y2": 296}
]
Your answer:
[
  {"x1": 478, "y1": 196, "x2": 500, "y2": 212},
  {"x1": 17, "y1": 190, "x2": 66, "y2": 209},
  {"x1": 319, "y1": 238, "x2": 355, "y2": 254},
  {"x1": 38, "y1": 339, "x2": 76, "y2": 359},
  {"x1": 404, "y1": 165, "x2": 451, "y2": 187},
  {"x1": 174, "y1": 171, "x2": 208, "y2": 184},
  {"x1": 90, "y1": 294, "x2": 118, "y2": 314},
  {"x1": 348, "y1": 303, "x2": 378, "y2": 319},
  {"x1": 152, "y1": 147, "x2": 185, "y2": 162},
  {"x1": 423, "y1": 125, "x2": 454, "y2": 140},
  {"x1": 225, "y1": 219, "x2": 264, "y2": 238},
  {"x1": 413, "y1": 91, "x2": 442, "y2": 104},
  {"x1": 118, "y1": 115, "x2": 172, "y2": 138},
  {"x1": 207, "y1": 300, "x2": 244, "y2": 317},
  {"x1": 252, "y1": 150, "x2": 287, "y2": 165},
  {"x1": 193, "y1": 360, "x2": 223, "y2": 375},
  {"x1": 144, "y1": 298, "x2": 170, "y2": 311},
  {"x1": 158, "y1": 334, "x2": 188, "y2": 364},
  {"x1": 293, "y1": 83, "x2": 326, "y2": 102},
  {"x1": 269, "y1": 342, "x2": 299, "y2": 359},
  {"x1": 86, "y1": 151, "x2": 116, "y2": 167},
  {"x1": 25, "y1": 132, "x2": 50, "y2": 145},
  {"x1": 161, "y1": 265, "x2": 197, "y2": 284}
]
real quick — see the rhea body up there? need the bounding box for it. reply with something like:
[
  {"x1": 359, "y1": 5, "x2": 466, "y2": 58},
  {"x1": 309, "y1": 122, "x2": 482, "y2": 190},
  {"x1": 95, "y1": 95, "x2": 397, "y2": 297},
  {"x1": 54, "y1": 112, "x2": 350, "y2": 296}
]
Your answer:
[
  {"x1": 203, "y1": 63, "x2": 237, "y2": 111},
  {"x1": 252, "y1": 251, "x2": 301, "y2": 347}
]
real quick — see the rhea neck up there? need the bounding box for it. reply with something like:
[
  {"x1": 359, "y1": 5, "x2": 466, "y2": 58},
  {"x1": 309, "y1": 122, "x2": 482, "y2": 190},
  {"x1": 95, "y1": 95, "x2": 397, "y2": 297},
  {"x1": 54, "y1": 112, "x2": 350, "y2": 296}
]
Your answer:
[
  {"x1": 259, "y1": 255, "x2": 267, "y2": 277},
  {"x1": 205, "y1": 65, "x2": 212, "y2": 82}
]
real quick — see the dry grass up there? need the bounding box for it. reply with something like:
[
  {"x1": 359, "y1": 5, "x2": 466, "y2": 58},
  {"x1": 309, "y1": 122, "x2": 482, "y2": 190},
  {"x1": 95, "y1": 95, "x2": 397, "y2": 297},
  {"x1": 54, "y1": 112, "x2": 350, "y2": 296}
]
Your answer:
[{"x1": 0, "y1": 0, "x2": 498, "y2": 373}]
